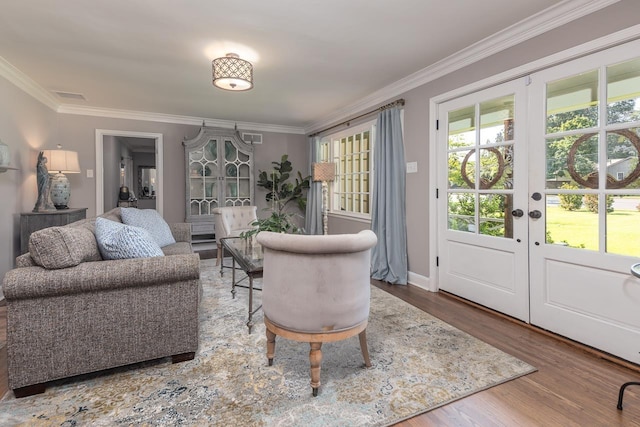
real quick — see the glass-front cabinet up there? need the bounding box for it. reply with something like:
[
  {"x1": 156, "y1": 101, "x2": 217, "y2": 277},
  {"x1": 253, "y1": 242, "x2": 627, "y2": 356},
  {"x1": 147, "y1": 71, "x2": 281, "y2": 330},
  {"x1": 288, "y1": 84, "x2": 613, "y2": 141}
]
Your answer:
[{"x1": 183, "y1": 127, "x2": 254, "y2": 241}]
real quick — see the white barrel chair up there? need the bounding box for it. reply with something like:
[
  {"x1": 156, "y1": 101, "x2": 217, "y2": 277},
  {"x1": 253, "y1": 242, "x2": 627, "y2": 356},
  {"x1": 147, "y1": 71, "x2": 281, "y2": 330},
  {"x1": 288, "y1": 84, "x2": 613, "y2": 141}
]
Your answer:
[{"x1": 256, "y1": 230, "x2": 378, "y2": 396}]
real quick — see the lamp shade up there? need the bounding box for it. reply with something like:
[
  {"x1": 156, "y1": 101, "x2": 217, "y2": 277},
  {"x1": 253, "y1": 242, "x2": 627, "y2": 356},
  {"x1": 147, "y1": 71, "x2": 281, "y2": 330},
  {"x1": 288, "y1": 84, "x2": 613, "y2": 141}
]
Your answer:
[
  {"x1": 312, "y1": 162, "x2": 336, "y2": 182},
  {"x1": 41, "y1": 149, "x2": 80, "y2": 173},
  {"x1": 212, "y1": 53, "x2": 253, "y2": 91}
]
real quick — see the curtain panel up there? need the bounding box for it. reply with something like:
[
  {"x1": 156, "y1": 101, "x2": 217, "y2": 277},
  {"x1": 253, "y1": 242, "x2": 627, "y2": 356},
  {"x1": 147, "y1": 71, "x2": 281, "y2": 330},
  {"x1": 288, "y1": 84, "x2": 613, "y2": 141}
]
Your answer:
[
  {"x1": 371, "y1": 107, "x2": 408, "y2": 284},
  {"x1": 305, "y1": 136, "x2": 323, "y2": 235}
]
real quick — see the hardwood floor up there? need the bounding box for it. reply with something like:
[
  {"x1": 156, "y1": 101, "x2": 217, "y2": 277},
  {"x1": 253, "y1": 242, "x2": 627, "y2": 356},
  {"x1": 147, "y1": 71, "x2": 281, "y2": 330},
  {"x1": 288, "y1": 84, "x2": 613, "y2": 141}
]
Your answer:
[{"x1": 0, "y1": 282, "x2": 639, "y2": 426}]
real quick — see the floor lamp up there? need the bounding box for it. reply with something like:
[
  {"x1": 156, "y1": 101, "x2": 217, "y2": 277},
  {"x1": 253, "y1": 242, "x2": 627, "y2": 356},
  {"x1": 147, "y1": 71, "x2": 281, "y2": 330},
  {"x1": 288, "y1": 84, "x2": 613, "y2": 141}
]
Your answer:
[{"x1": 312, "y1": 162, "x2": 335, "y2": 235}]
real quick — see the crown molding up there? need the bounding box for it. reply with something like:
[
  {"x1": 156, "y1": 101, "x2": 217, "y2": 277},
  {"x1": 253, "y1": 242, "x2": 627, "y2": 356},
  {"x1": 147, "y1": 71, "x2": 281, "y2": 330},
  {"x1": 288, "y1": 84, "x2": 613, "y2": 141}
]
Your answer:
[
  {"x1": 57, "y1": 105, "x2": 306, "y2": 134},
  {"x1": 304, "y1": 0, "x2": 621, "y2": 134},
  {"x1": 0, "y1": 56, "x2": 59, "y2": 111}
]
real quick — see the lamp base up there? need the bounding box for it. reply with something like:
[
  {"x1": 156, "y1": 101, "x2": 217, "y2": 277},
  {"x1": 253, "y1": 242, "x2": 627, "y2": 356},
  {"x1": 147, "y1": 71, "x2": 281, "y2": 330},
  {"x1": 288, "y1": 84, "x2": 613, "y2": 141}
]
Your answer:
[{"x1": 50, "y1": 173, "x2": 71, "y2": 210}]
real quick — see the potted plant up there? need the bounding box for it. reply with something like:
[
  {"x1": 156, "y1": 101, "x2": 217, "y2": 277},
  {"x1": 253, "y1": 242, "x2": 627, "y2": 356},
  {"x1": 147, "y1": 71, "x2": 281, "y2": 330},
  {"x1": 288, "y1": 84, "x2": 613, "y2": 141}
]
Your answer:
[{"x1": 241, "y1": 155, "x2": 310, "y2": 238}]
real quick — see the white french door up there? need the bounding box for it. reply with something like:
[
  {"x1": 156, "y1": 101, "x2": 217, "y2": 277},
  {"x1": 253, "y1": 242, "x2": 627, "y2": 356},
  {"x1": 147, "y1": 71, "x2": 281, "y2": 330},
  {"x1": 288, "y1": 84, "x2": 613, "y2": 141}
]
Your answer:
[
  {"x1": 437, "y1": 79, "x2": 530, "y2": 322},
  {"x1": 436, "y1": 39, "x2": 640, "y2": 364},
  {"x1": 528, "y1": 40, "x2": 640, "y2": 364}
]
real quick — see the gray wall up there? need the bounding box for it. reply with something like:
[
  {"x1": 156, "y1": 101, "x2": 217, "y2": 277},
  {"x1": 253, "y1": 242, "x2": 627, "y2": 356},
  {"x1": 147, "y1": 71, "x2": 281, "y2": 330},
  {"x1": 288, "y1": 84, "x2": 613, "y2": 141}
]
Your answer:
[{"x1": 0, "y1": 76, "x2": 58, "y2": 296}]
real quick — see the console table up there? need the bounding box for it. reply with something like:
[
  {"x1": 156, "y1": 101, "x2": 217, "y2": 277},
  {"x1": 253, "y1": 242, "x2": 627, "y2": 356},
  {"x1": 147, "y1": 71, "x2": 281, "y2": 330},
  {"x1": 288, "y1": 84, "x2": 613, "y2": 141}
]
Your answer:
[{"x1": 20, "y1": 208, "x2": 88, "y2": 254}]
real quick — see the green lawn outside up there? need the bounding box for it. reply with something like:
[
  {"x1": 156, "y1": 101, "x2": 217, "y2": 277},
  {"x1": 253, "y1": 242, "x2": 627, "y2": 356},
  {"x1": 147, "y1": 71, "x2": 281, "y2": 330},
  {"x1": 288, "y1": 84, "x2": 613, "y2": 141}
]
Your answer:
[{"x1": 546, "y1": 204, "x2": 640, "y2": 257}]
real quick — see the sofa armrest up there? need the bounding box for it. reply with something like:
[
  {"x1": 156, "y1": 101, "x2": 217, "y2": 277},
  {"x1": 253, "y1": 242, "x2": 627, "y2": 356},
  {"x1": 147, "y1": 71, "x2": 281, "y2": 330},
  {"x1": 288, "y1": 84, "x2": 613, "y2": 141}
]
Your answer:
[
  {"x1": 169, "y1": 223, "x2": 192, "y2": 243},
  {"x1": 2, "y1": 253, "x2": 200, "y2": 300}
]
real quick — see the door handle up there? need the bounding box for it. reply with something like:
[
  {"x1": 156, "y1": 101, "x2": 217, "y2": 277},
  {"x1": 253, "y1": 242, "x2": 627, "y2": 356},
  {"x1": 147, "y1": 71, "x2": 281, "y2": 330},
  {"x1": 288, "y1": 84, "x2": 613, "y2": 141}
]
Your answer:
[
  {"x1": 529, "y1": 210, "x2": 542, "y2": 219},
  {"x1": 511, "y1": 209, "x2": 524, "y2": 217}
]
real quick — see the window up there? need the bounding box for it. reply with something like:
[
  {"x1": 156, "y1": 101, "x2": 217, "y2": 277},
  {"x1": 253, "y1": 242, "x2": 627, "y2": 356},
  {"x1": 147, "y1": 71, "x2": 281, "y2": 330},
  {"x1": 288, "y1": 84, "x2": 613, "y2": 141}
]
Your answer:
[{"x1": 320, "y1": 120, "x2": 376, "y2": 217}]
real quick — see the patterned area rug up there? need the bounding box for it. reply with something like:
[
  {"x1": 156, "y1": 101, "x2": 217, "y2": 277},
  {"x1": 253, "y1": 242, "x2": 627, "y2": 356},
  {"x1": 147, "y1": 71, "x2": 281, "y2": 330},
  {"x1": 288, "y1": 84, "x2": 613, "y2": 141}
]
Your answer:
[{"x1": 0, "y1": 259, "x2": 535, "y2": 426}]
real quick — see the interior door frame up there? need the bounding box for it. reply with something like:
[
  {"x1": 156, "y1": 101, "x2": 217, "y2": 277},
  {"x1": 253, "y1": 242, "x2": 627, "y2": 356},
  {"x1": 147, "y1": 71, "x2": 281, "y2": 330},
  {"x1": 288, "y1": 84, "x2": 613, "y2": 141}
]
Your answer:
[
  {"x1": 428, "y1": 24, "x2": 640, "y2": 292},
  {"x1": 95, "y1": 129, "x2": 164, "y2": 216}
]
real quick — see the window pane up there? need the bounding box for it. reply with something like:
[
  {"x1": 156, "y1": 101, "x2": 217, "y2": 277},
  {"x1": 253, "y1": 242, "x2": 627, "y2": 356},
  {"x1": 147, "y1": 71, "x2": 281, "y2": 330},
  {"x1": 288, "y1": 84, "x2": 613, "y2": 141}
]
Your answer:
[
  {"x1": 354, "y1": 133, "x2": 361, "y2": 152},
  {"x1": 362, "y1": 133, "x2": 370, "y2": 151},
  {"x1": 607, "y1": 194, "x2": 640, "y2": 256},
  {"x1": 448, "y1": 193, "x2": 476, "y2": 232},
  {"x1": 448, "y1": 150, "x2": 473, "y2": 189},
  {"x1": 606, "y1": 128, "x2": 640, "y2": 189},
  {"x1": 546, "y1": 134, "x2": 599, "y2": 189},
  {"x1": 479, "y1": 194, "x2": 509, "y2": 238},
  {"x1": 479, "y1": 146, "x2": 513, "y2": 190},
  {"x1": 546, "y1": 70, "x2": 599, "y2": 133},
  {"x1": 480, "y1": 95, "x2": 515, "y2": 144},
  {"x1": 545, "y1": 194, "x2": 598, "y2": 250},
  {"x1": 448, "y1": 106, "x2": 476, "y2": 148},
  {"x1": 607, "y1": 58, "x2": 640, "y2": 124},
  {"x1": 353, "y1": 153, "x2": 361, "y2": 173}
]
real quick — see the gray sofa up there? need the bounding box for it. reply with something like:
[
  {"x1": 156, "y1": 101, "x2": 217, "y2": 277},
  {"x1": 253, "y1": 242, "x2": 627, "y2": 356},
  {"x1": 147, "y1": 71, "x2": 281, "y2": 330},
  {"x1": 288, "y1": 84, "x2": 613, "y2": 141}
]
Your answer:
[{"x1": 2, "y1": 208, "x2": 201, "y2": 398}]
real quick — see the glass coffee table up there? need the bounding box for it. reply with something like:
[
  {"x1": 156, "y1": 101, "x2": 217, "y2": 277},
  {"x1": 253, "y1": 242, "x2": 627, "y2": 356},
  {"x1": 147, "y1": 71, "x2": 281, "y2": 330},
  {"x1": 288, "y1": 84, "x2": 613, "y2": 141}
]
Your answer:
[{"x1": 220, "y1": 237, "x2": 263, "y2": 334}]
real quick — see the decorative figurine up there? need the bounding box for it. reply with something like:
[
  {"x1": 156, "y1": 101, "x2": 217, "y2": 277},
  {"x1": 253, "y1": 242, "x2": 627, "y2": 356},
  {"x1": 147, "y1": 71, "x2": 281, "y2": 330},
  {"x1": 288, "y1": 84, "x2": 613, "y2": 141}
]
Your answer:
[{"x1": 32, "y1": 151, "x2": 55, "y2": 212}]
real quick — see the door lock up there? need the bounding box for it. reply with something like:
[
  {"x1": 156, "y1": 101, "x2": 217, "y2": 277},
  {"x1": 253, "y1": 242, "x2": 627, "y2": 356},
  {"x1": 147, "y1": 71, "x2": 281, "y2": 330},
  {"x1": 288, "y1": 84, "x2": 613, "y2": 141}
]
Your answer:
[
  {"x1": 529, "y1": 210, "x2": 542, "y2": 219},
  {"x1": 511, "y1": 209, "x2": 524, "y2": 217}
]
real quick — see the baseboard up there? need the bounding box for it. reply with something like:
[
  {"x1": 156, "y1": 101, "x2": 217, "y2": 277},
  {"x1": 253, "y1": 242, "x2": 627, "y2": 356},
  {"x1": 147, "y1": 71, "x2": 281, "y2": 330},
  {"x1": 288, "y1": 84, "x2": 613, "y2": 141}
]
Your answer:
[{"x1": 408, "y1": 271, "x2": 433, "y2": 292}]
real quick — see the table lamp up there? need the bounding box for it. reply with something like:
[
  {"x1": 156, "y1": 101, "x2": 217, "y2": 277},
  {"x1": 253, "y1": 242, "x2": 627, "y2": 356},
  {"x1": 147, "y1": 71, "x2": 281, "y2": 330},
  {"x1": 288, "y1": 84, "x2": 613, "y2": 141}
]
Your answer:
[
  {"x1": 312, "y1": 162, "x2": 336, "y2": 235},
  {"x1": 42, "y1": 144, "x2": 81, "y2": 209}
]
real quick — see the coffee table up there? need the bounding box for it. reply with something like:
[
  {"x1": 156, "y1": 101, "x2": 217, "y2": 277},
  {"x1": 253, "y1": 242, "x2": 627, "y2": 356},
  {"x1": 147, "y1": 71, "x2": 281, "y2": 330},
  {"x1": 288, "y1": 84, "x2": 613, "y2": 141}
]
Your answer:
[{"x1": 220, "y1": 237, "x2": 263, "y2": 334}]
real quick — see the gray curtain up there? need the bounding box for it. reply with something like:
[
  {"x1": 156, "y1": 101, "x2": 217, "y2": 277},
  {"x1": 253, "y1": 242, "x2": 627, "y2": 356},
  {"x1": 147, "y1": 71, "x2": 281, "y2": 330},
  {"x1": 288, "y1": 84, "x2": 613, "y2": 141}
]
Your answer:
[
  {"x1": 305, "y1": 136, "x2": 323, "y2": 235},
  {"x1": 371, "y1": 107, "x2": 408, "y2": 284}
]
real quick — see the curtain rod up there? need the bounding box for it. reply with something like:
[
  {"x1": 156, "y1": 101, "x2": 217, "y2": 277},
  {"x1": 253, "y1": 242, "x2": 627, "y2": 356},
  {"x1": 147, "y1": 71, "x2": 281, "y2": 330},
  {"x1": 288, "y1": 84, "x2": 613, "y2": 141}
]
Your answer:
[{"x1": 308, "y1": 98, "x2": 405, "y2": 138}]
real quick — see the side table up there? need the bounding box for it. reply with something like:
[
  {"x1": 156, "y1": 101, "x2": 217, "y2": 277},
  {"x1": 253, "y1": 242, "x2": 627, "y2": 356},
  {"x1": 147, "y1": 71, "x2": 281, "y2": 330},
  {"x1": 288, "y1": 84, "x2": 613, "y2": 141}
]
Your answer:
[{"x1": 20, "y1": 208, "x2": 88, "y2": 254}]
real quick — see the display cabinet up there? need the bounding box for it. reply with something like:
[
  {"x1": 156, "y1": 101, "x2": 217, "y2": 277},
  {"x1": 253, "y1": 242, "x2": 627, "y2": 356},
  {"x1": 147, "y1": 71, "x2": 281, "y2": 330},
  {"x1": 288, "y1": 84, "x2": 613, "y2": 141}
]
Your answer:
[{"x1": 183, "y1": 127, "x2": 254, "y2": 244}]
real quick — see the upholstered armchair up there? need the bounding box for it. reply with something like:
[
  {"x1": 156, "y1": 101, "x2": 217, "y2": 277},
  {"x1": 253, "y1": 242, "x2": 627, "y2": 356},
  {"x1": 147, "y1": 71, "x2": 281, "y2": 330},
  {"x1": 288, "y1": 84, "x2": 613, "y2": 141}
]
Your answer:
[
  {"x1": 212, "y1": 206, "x2": 258, "y2": 270},
  {"x1": 256, "y1": 230, "x2": 378, "y2": 396}
]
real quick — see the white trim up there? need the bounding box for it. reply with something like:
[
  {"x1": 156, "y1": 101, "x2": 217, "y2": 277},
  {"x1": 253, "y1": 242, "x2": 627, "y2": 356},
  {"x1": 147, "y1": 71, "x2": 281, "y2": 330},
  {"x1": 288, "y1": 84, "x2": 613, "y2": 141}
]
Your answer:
[
  {"x1": 0, "y1": 56, "x2": 58, "y2": 111},
  {"x1": 59, "y1": 105, "x2": 306, "y2": 134},
  {"x1": 0, "y1": 56, "x2": 305, "y2": 135},
  {"x1": 431, "y1": 23, "x2": 640, "y2": 105},
  {"x1": 95, "y1": 129, "x2": 164, "y2": 216},
  {"x1": 305, "y1": 0, "x2": 621, "y2": 134},
  {"x1": 429, "y1": 99, "x2": 439, "y2": 292},
  {"x1": 408, "y1": 271, "x2": 432, "y2": 292}
]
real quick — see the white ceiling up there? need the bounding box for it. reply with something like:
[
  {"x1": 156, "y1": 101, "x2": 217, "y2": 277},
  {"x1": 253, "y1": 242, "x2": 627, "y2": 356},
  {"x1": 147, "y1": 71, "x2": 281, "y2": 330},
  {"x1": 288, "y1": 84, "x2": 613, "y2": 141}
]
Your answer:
[{"x1": 0, "y1": 0, "x2": 615, "y2": 132}]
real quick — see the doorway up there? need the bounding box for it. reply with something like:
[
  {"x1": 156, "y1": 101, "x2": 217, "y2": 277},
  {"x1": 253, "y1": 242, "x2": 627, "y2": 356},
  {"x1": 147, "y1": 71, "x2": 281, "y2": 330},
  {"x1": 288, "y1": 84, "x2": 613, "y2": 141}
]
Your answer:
[
  {"x1": 95, "y1": 130, "x2": 164, "y2": 215},
  {"x1": 435, "y1": 39, "x2": 640, "y2": 363}
]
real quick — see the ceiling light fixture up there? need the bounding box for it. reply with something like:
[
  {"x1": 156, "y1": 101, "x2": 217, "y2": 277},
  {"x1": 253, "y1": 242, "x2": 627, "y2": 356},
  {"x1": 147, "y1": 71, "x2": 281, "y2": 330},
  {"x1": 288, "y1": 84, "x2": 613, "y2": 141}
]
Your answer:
[{"x1": 212, "y1": 53, "x2": 253, "y2": 91}]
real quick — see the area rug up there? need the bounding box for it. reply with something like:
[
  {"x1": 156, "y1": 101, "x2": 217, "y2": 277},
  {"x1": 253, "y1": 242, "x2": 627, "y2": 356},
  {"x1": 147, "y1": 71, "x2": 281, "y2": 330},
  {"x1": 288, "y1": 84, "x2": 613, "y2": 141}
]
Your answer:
[{"x1": 0, "y1": 259, "x2": 535, "y2": 426}]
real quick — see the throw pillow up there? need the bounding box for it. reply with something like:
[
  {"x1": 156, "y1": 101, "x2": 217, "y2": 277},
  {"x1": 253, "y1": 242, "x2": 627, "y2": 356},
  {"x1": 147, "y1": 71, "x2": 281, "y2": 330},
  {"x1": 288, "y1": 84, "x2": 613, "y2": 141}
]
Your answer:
[
  {"x1": 95, "y1": 217, "x2": 164, "y2": 260},
  {"x1": 29, "y1": 225, "x2": 102, "y2": 269},
  {"x1": 120, "y1": 207, "x2": 176, "y2": 247}
]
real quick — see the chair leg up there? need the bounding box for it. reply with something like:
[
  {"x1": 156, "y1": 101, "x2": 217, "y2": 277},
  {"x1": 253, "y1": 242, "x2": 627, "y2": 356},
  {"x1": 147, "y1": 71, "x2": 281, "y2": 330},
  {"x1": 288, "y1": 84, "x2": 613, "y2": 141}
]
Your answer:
[
  {"x1": 359, "y1": 329, "x2": 372, "y2": 368},
  {"x1": 617, "y1": 381, "x2": 640, "y2": 410},
  {"x1": 216, "y1": 242, "x2": 222, "y2": 266},
  {"x1": 309, "y1": 342, "x2": 323, "y2": 396},
  {"x1": 266, "y1": 327, "x2": 276, "y2": 366}
]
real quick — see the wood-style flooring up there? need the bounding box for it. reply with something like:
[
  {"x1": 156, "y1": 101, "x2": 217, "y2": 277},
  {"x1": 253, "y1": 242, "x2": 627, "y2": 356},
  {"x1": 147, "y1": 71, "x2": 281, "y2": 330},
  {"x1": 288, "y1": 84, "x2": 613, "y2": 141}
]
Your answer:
[{"x1": 1, "y1": 280, "x2": 639, "y2": 426}]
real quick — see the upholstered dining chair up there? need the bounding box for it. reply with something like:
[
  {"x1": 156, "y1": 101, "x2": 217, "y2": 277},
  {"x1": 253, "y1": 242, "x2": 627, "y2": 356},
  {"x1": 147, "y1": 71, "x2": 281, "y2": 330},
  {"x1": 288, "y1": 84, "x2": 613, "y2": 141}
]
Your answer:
[
  {"x1": 256, "y1": 229, "x2": 378, "y2": 397},
  {"x1": 212, "y1": 206, "x2": 258, "y2": 271}
]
